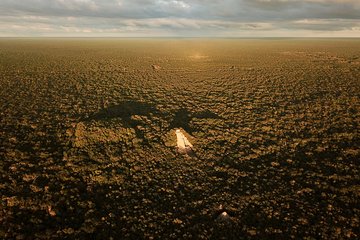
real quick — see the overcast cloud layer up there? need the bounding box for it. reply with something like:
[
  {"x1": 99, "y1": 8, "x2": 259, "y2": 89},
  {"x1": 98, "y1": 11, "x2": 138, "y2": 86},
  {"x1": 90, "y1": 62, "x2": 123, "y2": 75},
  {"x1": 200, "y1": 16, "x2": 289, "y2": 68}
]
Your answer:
[{"x1": 0, "y1": 0, "x2": 359, "y2": 37}]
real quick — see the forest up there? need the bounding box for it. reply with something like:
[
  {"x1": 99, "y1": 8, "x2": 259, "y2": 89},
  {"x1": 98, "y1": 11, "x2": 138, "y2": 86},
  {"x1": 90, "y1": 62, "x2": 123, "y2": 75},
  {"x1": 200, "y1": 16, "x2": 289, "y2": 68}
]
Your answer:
[{"x1": 0, "y1": 39, "x2": 359, "y2": 239}]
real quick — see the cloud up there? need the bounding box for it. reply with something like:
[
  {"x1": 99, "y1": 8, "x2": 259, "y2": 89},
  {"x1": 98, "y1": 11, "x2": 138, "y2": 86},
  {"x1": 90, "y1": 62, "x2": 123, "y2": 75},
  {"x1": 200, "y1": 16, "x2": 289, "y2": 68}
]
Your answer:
[
  {"x1": 284, "y1": 18, "x2": 360, "y2": 31},
  {"x1": 245, "y1": 0, "x2": 360, "y2": 20},
  {"x1": 0, "y1": 0, "x2": 359, "y2": 37},
  {"x1": 55, "y1": 0, "x2": 99, "y2": 11}
]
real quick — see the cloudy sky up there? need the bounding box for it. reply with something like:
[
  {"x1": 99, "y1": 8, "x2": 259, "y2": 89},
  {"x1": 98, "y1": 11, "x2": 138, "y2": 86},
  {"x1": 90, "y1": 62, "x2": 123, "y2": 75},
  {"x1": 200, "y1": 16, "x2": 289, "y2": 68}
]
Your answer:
[{"x1": 0, "y1": 0, "x2": 359, "y2": 37}]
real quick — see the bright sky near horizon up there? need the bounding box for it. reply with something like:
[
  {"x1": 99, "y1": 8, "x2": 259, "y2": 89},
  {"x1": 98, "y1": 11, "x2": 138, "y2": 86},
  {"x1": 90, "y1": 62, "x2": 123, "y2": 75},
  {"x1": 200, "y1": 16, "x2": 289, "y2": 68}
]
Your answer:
[{"x1": 0, "y1": 0, "x2": 359, "y2": 37}]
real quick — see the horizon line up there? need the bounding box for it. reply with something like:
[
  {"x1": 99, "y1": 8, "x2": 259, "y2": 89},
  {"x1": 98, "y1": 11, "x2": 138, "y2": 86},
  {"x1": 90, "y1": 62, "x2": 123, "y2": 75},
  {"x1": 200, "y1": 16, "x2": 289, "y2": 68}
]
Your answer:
[{"x1": 1, "y1": 36, "x2": 360, "y2": 39}]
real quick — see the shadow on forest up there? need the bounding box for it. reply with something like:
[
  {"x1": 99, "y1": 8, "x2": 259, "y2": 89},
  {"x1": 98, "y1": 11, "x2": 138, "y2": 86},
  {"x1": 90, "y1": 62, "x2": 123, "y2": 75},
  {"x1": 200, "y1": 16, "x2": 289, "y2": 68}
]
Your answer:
[
  {"x1": 194, "y1": 109, "x2": 222, "y2": 119},
  {"x1": 169, "y1": 108, "x2": 193, "y2": 134},
  {"x1": 88, "y1": 101, "x2": 157, "y2": 127},
  {"x1": 169, "y1": 109, "x2": 222, "y2": 134},
  {"x1": 86, "y1": 101, "x2": 158, "y2": 142},
  {"x1": 86, "y1": 102, "x2": 222, "y2": 139}
]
